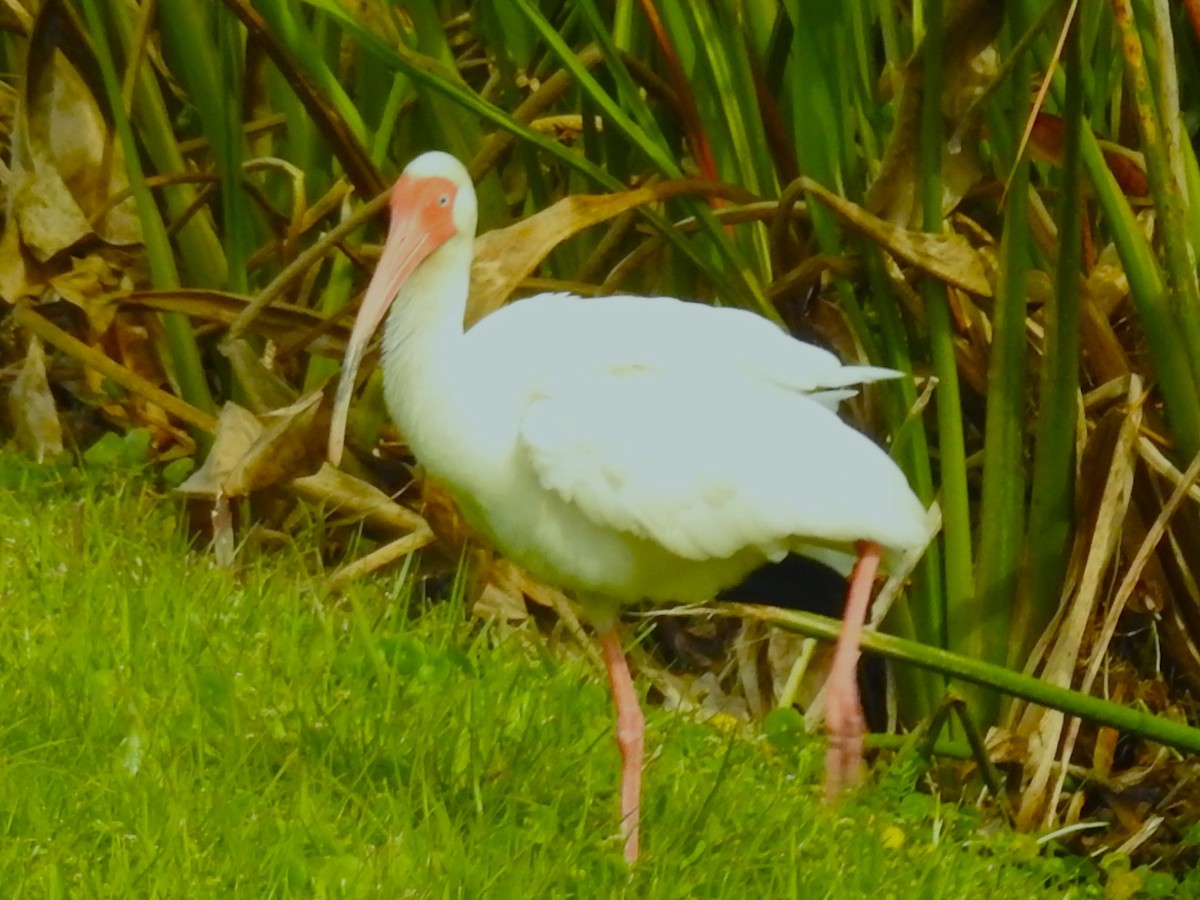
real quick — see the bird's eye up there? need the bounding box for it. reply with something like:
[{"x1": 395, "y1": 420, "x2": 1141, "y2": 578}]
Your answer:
[{"x1": 438, "y1": 194, "x2": 450, "y2": 207}]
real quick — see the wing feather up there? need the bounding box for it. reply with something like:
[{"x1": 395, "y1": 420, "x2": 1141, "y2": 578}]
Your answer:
[{"x1": 519, "y1": 366, "x2": 926, "y2": 563}]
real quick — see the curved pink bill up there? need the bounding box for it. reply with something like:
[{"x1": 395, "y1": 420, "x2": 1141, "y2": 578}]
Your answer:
[{"x1": 327, "y1": 198, "x2": 430, "y2": 466}]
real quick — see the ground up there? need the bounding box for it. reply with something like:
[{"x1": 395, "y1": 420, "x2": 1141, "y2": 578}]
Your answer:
[{"x1": 0, "y1": 453, "x2": 1114, "y2": 897}]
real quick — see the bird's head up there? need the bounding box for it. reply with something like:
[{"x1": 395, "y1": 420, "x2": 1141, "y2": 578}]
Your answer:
[
  {"x1": 394, "y1": 150, "x2": 478, "y2": 242},
  {"x1": 327, "y1": 151, "x2": 477, "y2": 465}
]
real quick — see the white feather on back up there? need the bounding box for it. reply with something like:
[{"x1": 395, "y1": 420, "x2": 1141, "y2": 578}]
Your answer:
[{"x1": 467, "y1": 293, "x2": 901, "y2": 402}]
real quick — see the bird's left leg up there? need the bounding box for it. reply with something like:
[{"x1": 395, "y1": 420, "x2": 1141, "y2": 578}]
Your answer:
[
  {"x1": 598, "y1": 625, "x2": 644, "y2": 865},
  {"x1": 823, "y1": 540, "x2": 881, "y2": 802}
]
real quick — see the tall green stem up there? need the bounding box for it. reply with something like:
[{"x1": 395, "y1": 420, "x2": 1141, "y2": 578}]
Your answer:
[
  {"x1": 1018, "y1": 7, "x2": 1083, "y2": 670},
  {"x1": 80, "y1": 0, "x2": 215, "y2": 419},
  {"x1": 919, "y1": 0, "x2": 974, "y2": 661},
  {"x1": 975, "y1": 11, "x2": 1032, "y2": 717}
]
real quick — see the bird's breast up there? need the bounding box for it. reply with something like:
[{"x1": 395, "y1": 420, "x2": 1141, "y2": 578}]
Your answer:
[{"x1": 430, "y1": 450, "x2": 771, "y2": 611}]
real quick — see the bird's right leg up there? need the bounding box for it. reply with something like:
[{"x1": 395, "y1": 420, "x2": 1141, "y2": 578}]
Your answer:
[
  {"x1": 598, "y1": 625, "x2": 644, "y2": 865},
  {"x1": 823, "y1": 540, "x2": 881, "y2": 802}
]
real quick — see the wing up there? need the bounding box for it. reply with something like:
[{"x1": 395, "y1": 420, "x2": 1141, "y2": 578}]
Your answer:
[
  {"x1": 466, "y1": 293, "x2": 901, "y2": 406},
  {"x1": 518, "y1": 365, "x2": 927, "y2": 564}
]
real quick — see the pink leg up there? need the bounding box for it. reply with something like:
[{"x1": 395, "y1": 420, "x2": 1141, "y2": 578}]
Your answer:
[
  {"x1": 598, "y1": 626, "x2": 644, "y2": 865},
  {"x1": 823, "y1": 540, "x2": 882, "y2": 802}
]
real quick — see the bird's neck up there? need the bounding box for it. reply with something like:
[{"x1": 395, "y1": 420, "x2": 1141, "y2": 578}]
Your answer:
[{"x1": 379, "y1": 232, "x2": 473, "y2": 442}]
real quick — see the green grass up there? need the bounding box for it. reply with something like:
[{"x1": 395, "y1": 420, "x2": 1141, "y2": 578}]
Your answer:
[{"x1": 0, "y1": 454, "x2": 1108, "y2": 897}]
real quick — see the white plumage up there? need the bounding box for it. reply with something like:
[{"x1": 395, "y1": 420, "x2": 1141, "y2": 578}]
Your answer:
[{"x1": 329, "y1": 151, "x2": 928, "y2": 865}]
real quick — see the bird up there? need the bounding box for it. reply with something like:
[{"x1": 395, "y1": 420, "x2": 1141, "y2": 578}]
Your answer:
[{"x1": 327, "y1": 151, "x2": 929, "y2": 865}]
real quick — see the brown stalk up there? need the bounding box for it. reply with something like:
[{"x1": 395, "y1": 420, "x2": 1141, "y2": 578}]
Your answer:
[
  {"x1": 635, "y1": 0, "x2": 721, "y2": 194},
  {"x1": 12, "y1": 304, "x2": 217, "y2": 432},
  {"x1": 217, "y1": 0, "x2": 384, "y2": 198}
]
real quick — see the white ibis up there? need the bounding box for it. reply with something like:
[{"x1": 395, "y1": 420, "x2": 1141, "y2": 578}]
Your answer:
[{"x1": 328, "y1": 152, "x2": 928, "y2": 864}]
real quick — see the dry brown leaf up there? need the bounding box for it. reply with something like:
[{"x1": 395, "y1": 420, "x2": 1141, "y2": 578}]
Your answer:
[
  {"x1": 1, "y1": 0, "x2": 33, "y2": 33},
  {"x1": 801, "y1": 177, "x2": 992, "y2": 298},
  {"x1": 865, "y1": 0, "x2": 1001, "y2": 227},
  {"x1": 467, "y1": 184, "x2": 668, "y2": 323},
  {"x1": 177, "y1": 403, "x2": 263, "y2": 498},
  {"x1": 768, "y1": 629, "x2": 821, "y2": 710},
  {"x1": 48, "y1": 252, "x2": 130, "y2": 334},
  {"x1": 214, "y1": 392, "x2": 326, "y2": 497},
  {"x1": 1087, "y1": 246, "x2": 1131, "y2": 318},
  {"x1": 1028, "y1": 113, "x2": 1149, "y2": 197},
  {"x1": 8, "y1": 334, "x2": 63, "y2": 461},
  {"x1": 1093, "y1": 447, "x2": 1200, "y2": 670},
  {"x1": 734, "y1": 620, "x2": 769, "y2": 718},
  {"x1": 219, "y1": 338, "x2": 300, "y2": 414},
  {"x1": 984, "y1": 726, "x2": 1031, "y2": 766},
  {"x1": 1015, "y1": 376, "x2": 1145, "y2": 829},
  {"x1": 325, "y1": 525, "x2": 435, "y2": 593},
  {"x1": 1093, "y1": 725, "x2": 1119, "y2": 780},
  {"x1": 489, "y1": 560, "x2": 604, "y2": 668},
  {"x1": 180, "y1": 393, "x2": 327, "y2": 517},
  {"x1": 0, "y1": 213, "x2": 36, "y2": 304},
  {"x1": 9, "y1": 117, "x2": 93, "y2": 260},
  {"x1": 1081, "y1": 281, "x2": 1133, "y2": 384},
  {"x1": 11, "y1": 18, "x2": 141, "y2": 259},
  {"x1": 98, "y1": 315, "x2": 189, "y2": 446},
  {"x1": 291, "y1": 463, "x2": 427, "y2": 535},
  {"x1": 1159, "y1": 523, "x2": 1200, "y2": 693},
  {"x1": 472, "y1": 580, "x2": 530, "y2": 622}
]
